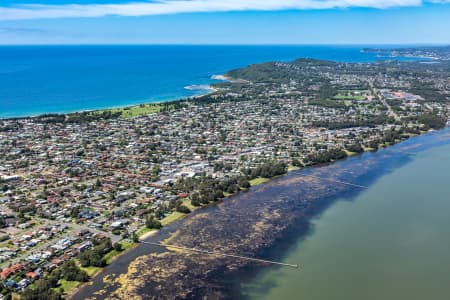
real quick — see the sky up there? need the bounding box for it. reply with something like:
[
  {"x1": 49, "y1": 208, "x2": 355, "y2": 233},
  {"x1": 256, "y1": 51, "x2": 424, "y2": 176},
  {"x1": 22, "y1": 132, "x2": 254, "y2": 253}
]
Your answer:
[{"x1": 0, "y1": 0, "x2": 449, "y2": 45}]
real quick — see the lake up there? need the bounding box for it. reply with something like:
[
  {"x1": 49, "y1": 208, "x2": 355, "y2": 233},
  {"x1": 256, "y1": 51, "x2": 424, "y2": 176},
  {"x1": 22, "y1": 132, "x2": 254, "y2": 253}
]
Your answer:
[
  {"x1": 73, "y1": 129, "x2": 450, "y2": 299},
  {"x1": 243, "y1": 130, "x2": 450, "y2": 300}
]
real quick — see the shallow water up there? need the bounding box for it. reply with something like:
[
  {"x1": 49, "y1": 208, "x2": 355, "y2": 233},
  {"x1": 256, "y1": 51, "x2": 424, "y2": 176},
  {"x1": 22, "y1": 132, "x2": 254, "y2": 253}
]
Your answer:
[
  {"x1": 73, "y1": 129, "x2": 450, "y2": 300},
  {"x1": 243, "y1": 132, "x2": 450, "y2": 300}
]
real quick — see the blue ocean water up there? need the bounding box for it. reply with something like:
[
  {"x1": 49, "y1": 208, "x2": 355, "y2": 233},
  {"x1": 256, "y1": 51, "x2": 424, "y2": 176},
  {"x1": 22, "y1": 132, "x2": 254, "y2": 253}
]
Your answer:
[{"x1": 0, "y1": 45, "x2": 419, "y2": 118}]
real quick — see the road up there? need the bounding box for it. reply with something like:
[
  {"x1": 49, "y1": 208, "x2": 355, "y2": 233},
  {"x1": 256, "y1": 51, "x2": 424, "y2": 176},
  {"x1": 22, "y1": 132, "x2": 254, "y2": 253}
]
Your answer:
[{"x1": 369, "y1": 81, "x2": 400, "y2": 121}]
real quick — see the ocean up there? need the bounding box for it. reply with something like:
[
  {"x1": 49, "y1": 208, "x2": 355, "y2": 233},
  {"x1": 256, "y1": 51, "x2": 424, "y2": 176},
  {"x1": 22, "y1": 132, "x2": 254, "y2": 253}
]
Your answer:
[{"x1": 0, "y1": 45, "x2": 420, "y2": 118}]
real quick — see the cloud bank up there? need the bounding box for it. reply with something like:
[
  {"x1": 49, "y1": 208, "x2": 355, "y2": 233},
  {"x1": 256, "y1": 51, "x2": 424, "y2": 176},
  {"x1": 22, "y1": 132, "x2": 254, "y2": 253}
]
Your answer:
[{"x1": 0, "y1": 0, "x2": 432, "y2": 21}]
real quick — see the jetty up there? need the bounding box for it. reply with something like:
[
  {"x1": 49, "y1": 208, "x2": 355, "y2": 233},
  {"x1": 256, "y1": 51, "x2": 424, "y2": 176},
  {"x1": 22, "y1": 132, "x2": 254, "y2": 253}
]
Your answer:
[
  {"x1": 304, "y1": 174, "x2": 368, "y2": 189},
  {"x1": 140, "y1": 241, "x2": 300, "y2": 269}
]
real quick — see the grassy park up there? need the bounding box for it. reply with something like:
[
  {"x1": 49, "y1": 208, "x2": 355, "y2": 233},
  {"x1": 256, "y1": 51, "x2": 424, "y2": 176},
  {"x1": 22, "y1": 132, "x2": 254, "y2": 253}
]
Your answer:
[
  {"x1": 249, "y1": 177, "x2": 269, "y2": 186},
  {"x1": 92, "y1": 103, "x2": 176, "y2": 118}
]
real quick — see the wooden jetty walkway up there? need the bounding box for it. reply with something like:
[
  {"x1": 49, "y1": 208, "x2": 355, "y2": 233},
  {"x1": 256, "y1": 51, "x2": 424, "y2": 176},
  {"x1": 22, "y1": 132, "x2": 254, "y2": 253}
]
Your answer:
[
  {"x1": 140, "y1": 241, "x2": 300, "y2": 269},
  {"x1": 304, "y1": 174, "x2": 368, "y2": 189}
]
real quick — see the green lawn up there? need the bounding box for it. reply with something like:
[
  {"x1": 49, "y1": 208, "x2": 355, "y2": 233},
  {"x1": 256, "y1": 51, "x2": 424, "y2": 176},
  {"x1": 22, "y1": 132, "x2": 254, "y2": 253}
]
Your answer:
[
  {"x1": 344, "y1": 150, "x2": 359, "y2": 156},
  {"x1": 344, "y1": 100, "x2": 352, "y2": 106},
  {"x1": 92, "y1": 103, "x2": 174, "y2": 118},
  {"x1": 161, "y1": 212, "x2": 186, "y2": 226},
  {"x1": 0, "y1": 241, "x2": 13, "y2": 249},
  {"x1": 58, "y1": 279, "x2": 81, "y2": 294},
  {"x1": 136, "y1": 226, "x2": 156, "y2": 237},
  {"x1": 104, "y1": 240, "x2": 136, "y2": 264},
  {"x1": 333, "y1": 90, "x2": 367, "y2": 101},
  {"x1": 103, "y1": 249, "x2": 119, "y2": 264},
  {"x1": 337, "y1": 89, "x2": 368, "y2": 93},
  {"x1": 363, "y1": 146, "x2": 377, "y2": 152},
  {"x1": 288, "y1": 165, "x2": 301, "y2": 171},
  {"x1": 79, "y1": 264, "x2": 101, "y2": 277},
  {"x1": 182, "y1": 198, "x2": 198, "y2": 211},
  {"x1": 333, "y1": 95, "x2": 366, "y2": 100},
  {"x1": 249, "y1": 177, "x2": 269, "y2": 186}
]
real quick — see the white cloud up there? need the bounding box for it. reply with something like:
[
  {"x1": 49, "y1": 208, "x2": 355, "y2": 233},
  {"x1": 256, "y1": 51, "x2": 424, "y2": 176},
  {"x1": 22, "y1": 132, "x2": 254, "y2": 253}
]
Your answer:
[{"x1": 0, "y1": 0, "x2": 427, "y2": 21}]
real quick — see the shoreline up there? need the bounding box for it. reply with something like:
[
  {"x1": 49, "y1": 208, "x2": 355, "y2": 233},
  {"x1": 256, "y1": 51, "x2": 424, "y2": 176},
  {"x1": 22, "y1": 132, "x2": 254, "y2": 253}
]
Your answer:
[
  {"x1": 239, "y1": 130, "x2": 450, "y2": 300},
  {"x1": 66, "y1": 230, "x2": 159, "y2": 299},
  {"x1": 72, "y1": 128, "x2": 450, "y2": 300},
  {"x1": 0, "y1": 93, "x2": 203, "y2": 120},
  {"x1": 71, "y1": 127, "x2": 444, "y2": 299},
  {"x1": 0, "y1": 74, "x2": 228, "y2": 120},
  {"x1": 2, "y1": 47, "x2": 448, "y2": 300},
  {"x1": 4, "y1": 53, "x2": 447, "y2": 299},
  {"x1": 2, "y1": 88, "x2": 446, "y2": 299},
  {"x1": 1, "y1": 45, "x2": 440, "y2": 120}
]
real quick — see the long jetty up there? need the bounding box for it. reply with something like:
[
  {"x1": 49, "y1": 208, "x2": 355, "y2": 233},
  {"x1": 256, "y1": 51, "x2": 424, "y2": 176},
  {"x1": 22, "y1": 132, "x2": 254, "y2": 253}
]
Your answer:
[
  {"x1": 140, "y1": 241, "x2": 300, "y2": 269},
  {"x1": 304, "y1": 174, "x2": 368, "y2": 189}
]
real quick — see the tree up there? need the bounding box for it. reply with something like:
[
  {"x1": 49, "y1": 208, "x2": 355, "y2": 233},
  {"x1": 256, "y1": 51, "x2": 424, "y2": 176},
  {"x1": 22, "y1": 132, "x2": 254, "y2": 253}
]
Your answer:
[
  {"x1": 226, "y1": 184, "x2": 238, "y2": 194},
  {"x1": 95, "y1": 178, "x2": 102, "y2": 187},
  {"x1": 78, "y1": 238, "x2": 111, "y2": 267},
  {"x1": 113, "y1": 242, "x2": 123, "y2": 252},
  {"x1": 146, "y1": 215, "x2": 162, "y2": 229},
  {"x1": 238, "y1": 177, "x2": 250, "y2": 189},
  {"x1": 417, "y1": 114, "x2": 446, "y2": 129},
  {"x1": 292, "y1": 159, "x2": 303, "y2": 167},
  {"x1": 61, "y1": 260, "x2": 89, "y2": 282},
  {"x1": 132, "y1": 232, "x2": 140, "y2": 243},
  {"x1": 190, "y1": 192, "x2": 201, "y2": 206},
  {"x1": 346, "y1": 143, "x2": 364, "y2": 153},
  {"x1": 251, "y1": 161, "x2": 287, "y2": 178},
  {"x1": 0, "y1": 217, "x2": 6, "y2": 228},
  {"x1": 176, "y1": 204, "x2": 191, "y2": 214},
  {"x1": 22, "y1": 279, "x2": 62, "y2": 300}
]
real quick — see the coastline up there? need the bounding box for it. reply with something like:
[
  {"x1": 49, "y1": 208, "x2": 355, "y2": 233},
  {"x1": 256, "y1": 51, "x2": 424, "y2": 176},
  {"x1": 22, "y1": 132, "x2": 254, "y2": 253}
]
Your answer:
[
  {"x1": 71, "y1": 127, "x2": 447, "y2": 300},
  {"x1": 66, "y1": 230, "x2": 159, "y2": 299},
  {"x1": 44, "y1": 79, "x2": 445, "y2": 296},
  {"x1": 3, "y1": 51, "x2": 448, "y2": 299},
  {"x1": 0, "y1": 91, "x2": 208, "y2": 120},
  {"x1": 138, "y1": 229, "x2": 159, "y2": 241},
  {"x1": 0, "y1": 45, "x2": 434, "y2": 120},
  {"x1": 0, "y1": 74, "x2": 227, "y2": 120}
]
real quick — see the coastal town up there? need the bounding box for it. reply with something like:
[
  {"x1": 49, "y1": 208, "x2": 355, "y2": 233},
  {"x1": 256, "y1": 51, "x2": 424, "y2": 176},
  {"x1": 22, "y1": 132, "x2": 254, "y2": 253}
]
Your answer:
[{"x1": 0, "y1": 57, "x2": 449, "y2": 299}]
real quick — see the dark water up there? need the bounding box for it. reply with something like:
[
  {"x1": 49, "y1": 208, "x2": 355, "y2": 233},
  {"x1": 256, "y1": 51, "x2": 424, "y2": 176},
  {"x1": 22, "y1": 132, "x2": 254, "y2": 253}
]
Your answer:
[
  {"x1": 73, "y1": 129, "x2": 450, "y2": 300},
  {"x1": 0, "y1": 45, "x2": 422, "y2": 118}
]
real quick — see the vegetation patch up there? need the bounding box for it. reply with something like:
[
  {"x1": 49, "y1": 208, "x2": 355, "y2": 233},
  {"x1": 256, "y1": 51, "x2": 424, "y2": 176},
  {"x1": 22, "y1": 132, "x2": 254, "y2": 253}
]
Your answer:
[
  {"x1": 249, "y1": 177, "x2": 269, "y2": 186},
  {"x1": 57, "y1": 279, "x2": 81, "y2": 295},
  {"x1": 104, "y1": 240, "x2": 135, "y2": 264},
  {"x1": 93, "y1": 103, "x2": 176, "y2": 118},
  {"x1": 136, "y1": 226, "x2": 156, "y2": 237},
  {"x1": 79, "y1": 265, "x2": 101, "y2": 277},
  {"x1": 161, "y1": 212, "x2": 186, "y2": 226},
  {"x1": 182, "y1": 198, "x2": 198, "y2": 211},
  {"x1": 344, "y1": 150, "x2": 358, "y2": 156}
]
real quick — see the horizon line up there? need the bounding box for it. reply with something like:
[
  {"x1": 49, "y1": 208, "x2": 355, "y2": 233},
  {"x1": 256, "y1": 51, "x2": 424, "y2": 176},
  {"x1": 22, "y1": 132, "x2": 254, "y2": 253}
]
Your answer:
[{"x1": 0, "y1": 43, "x2": 449, "y2": 47}]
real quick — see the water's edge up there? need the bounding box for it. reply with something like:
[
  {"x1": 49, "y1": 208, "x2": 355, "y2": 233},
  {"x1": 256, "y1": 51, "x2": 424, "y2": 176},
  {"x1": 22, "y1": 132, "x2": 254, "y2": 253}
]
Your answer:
[{"x1": 72, "y1": 128, "x2": 450, "y2": 299}]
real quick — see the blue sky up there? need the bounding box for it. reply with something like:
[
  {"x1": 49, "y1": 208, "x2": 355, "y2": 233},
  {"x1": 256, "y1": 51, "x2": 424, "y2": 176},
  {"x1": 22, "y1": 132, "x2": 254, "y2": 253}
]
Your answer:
[{"x1": 0, "y1": 0, "x2": 449, "y2": 45}]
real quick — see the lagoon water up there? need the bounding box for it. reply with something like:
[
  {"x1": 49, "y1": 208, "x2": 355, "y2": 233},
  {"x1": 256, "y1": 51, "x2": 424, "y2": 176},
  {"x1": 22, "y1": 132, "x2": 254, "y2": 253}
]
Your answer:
[
  {"x1": 0, "y1": 45, "x2": 419, "y2": 118},
  {"x1": 243, "y1": 136, "x2": 450, "y2": 300},
  {"x1": 71, "y1": 129, "x2": 450, "y2": 300}
]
